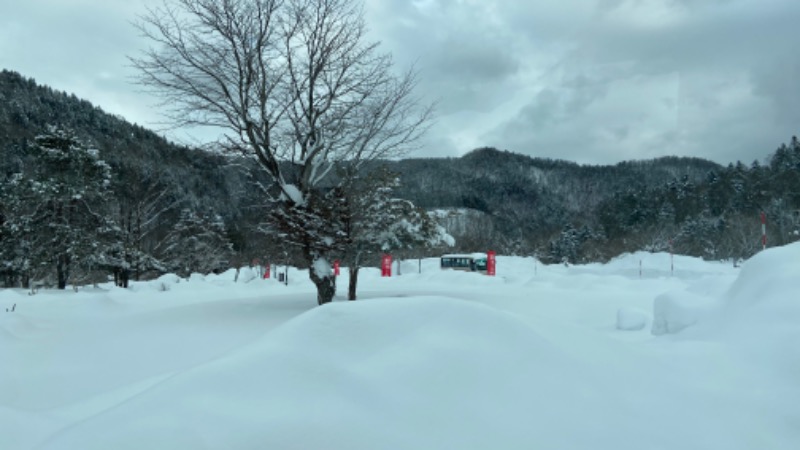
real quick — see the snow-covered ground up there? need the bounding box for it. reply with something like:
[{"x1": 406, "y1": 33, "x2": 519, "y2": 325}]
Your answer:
[{"x1": 2, "y1": 244, "x2": 799, "y2": 449}]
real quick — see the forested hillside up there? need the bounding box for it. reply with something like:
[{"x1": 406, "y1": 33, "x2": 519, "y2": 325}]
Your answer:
[
  {"x1": 386, "y1": 149, "x2": 723, "y2": 254},
  {"x1": 0, "y1": 70, "x2": 274, "y2": 287},
  {"x1": 388, "y1": 144, "x2": 800, "y2": 263},
  {"x1": 2, "y1": 69, "x2": 799, "y2": 287},
  {"x1": 0, "y1": 70, "x2": 267, "y2": 222}
]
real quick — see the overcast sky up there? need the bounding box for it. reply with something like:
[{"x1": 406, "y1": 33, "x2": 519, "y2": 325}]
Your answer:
[{"x1": 2, "y1": 0, "x2": 799, "y2": 165}]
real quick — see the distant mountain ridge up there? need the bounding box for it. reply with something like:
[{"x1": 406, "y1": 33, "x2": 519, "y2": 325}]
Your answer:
[
  {"x1": 3, "y1": 69, "x2": 797, "y2": 265},
  {"x1": 391, "y1": 147, "x2": 721, "y2": 211},
  {"x1": 384, "y1": 147, "x2": 723, "y2": 245}
]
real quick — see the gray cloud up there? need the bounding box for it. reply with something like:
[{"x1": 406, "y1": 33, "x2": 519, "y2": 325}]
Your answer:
[
  {"x1": 365, "y1": 0, "x2": 525, "y2": 116},
  {"x1": 464, "y1": 0, "x2": 800, "y2": 164},
  {"x1": 0, "y1": 0, "x2": 157, "y2": 126},
  {"x1": 750, "y1": 55, "x2": 800, "y2": 124},
  {"x1": 3, "y1": 0, "x2": 799, "y2": 165}
]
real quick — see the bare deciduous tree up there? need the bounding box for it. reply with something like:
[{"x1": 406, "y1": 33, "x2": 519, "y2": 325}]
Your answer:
[{"x1": 131, "y1": 0, "x2": 432, "y2": 304}]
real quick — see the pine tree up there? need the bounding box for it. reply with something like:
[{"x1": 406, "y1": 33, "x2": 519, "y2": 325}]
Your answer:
[
  {"x1": 98, "y1": 174, "x2": 174, "y2": 287},
  {"x1": 0, "y1": 126, "x2": 114, "y2": 288},
  {"x1": 342, "y1": 169, "x2": 453, "y2": 300},
  {"x1": 160, "y1": 209, "x2": 234, "y2": 277}
]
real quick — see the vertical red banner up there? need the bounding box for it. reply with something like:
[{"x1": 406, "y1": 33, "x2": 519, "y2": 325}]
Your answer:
[
  {"x1": 381, "y1": 254, "x2": 392, "y2": 277},
  {"x1": 263, "y1": 263, "x2": 270, "y2": 279},
  {"x1": 334, "y1": 260, "x2": 340, "y2": 276},
  {"x1": 487, "y1": 250, "x2": 496, "y2": 276}
]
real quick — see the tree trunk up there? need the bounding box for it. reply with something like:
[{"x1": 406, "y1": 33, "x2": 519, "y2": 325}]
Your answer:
[
  {"x1": 120, "y1": 268, "x2": 130, "y2": 288},
  {"x1": 310, "y1": 269, "x2": 336, "y2": 305},
  {"x1": 348, "y1": 265, "x2": 359, "y2": 301},
  {"x1": 56, "y1": 254, "x2": 69, "y2": 290},
  {"x1": 308, "y1": 252, "x2": 336, "y2": 305}
]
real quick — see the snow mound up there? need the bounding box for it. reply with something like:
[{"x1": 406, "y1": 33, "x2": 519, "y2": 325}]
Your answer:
[
  {"x1": 616, "y1": 307, "x2": 648, "y2": 331},
  {"x1": 130, "y1": 273, "x2": 183, "y2": 292},
  {"x1": 234, "y1": 267, "x2": 259, "y2": 283},
  {"x1": 648, "y1": 243, "x2": 800, "y2": 384},
  {"x1": 651, "y1": 242, "x2": 800, "y2": 340},
  {"x1": 712, "y1": 243, "x2": 800, "y2": 377},
  {"x1": 205, "y1": 268, "x2": 238, "y2": 282},
  {"x1": 188, "y1": 273, "x2": 206, "y2": 282},
  {"x1": 651, "y1": 290, "x2": 717, "y2": 335},
  {"x1": 37, "y1": 297, "x2": 602, "y2": 450},
  {"x1": 155, "y1": 273, "x2": 181, "y2": 284},
  {"x1": 722, "y1": 242, "x2": 800, "y2": 315},
  {"x1": 603, "y1": 250, "x2": 733, "y2": 279}
]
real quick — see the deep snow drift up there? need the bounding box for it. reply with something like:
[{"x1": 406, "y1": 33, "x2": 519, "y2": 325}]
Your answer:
[{"x1": 2, "y1": 244, "x2": 799, "y2": 449}]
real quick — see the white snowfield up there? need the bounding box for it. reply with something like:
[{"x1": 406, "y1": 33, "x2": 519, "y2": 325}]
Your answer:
[{"x1": 2, "y1": 244, "x2": 799, "y2": 449}]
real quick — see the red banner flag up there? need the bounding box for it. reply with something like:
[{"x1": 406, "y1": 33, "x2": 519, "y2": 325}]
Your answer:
[
  {"x1": 487, "y1": 250, "x2": 496, "y2": 276},
  {"x1": 381, "y1": 254, "x2": 392, "y2": 277}
]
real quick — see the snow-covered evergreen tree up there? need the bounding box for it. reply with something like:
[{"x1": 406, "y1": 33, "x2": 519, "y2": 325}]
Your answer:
[
  {"x1": 160, "y1": 209, "x2": 234, "y2": 277},
  {"x1": 0, "y1": 126, "x2": 114, "y2": 288},
  {"x1": 342, "y1": 170, "x2": 453, "y2": 300},
  {"x1": 97, "y1": 177, "x2": 174, "y2": 287}
]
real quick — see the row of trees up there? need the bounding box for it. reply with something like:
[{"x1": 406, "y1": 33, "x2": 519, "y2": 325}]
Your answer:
[
  {"x1": 0, "y1": 125, "x2": 450, "y2": 298},
  {"x1": 543, "y1": 138, "x2": 800, "y2": 264},
  {"x1": 4, "y1": 74, "x2": 797, "y2": 292},
  {"x1": 0, "y1": 127, "x2": 239, "y2": 289},
  {"x1": 5, "y1": 107, "x2": 797, "y2": 294},
  {"x1": 6, "y1": 126, "x2": 795, "y2": 292}
]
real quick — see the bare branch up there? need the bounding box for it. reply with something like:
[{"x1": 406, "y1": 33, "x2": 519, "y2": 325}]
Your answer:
[{"x1": 131, "y1": 0, "x2": 433, "y2": 304}]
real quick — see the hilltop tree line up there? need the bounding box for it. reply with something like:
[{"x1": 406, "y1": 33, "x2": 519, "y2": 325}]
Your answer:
[
  {"x1": 2, "y1": 68, "x2": 799, "y2": 290},
  {"x1": 386, "y1": 145, "x2": 800, "y2": 264}
]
